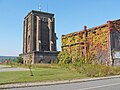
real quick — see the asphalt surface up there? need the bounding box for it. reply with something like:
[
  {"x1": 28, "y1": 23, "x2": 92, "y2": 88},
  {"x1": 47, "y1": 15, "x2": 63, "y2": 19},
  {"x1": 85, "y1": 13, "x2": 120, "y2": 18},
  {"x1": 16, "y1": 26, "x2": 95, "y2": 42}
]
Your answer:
[{"x1": 8, "y1": 77, "x2": 120, "y2": 90}]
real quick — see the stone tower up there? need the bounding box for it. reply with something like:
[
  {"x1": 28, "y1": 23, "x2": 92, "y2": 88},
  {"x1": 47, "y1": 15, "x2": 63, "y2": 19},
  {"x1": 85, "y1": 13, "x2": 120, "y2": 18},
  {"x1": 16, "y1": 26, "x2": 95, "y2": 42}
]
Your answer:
[{"x1": 20, "y1": 10, "x2": 59, "y2": 64}]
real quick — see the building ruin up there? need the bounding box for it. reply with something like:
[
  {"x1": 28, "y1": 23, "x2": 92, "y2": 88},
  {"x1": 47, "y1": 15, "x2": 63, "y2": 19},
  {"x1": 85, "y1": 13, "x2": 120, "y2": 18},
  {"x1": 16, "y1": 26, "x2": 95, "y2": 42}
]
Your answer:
[{"x1": 62, "y1": 19, "x2": 120, "y2": 66}]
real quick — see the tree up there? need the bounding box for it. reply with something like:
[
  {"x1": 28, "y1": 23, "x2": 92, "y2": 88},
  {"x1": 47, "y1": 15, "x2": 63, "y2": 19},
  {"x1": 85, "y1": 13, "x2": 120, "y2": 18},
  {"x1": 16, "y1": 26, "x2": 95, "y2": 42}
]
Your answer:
[
  {"x1": 9, "y1": 58, "x2": 13, "y2": 68},
  {"x1": 87, "y1": 44, "x2": 108, "y2": 65},
  {"x1": 28, "y1": 55, "x2": 34, "y2": 76},
  {"x1": 17, "y1": 57, "x2": 23, "y2": 64}
]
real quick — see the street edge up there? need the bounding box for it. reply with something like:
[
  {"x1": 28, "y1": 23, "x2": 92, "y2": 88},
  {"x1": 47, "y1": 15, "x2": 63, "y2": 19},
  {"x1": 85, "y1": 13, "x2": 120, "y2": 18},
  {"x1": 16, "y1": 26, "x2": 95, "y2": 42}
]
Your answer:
[{"x1": 0, "y1": 75, "x2": 120, "y2": 89}]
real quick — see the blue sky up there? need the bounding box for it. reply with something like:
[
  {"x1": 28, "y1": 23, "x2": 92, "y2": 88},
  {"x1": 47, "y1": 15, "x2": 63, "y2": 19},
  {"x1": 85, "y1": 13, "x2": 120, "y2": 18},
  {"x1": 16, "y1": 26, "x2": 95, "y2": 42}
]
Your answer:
[{"x1": 0, "y1": 0, "x2": 120, "y2": 56}]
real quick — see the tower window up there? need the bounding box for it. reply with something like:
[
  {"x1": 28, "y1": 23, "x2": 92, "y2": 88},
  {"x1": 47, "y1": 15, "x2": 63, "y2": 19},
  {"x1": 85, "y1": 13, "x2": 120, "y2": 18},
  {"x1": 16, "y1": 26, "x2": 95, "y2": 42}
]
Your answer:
[{"x1": 28, "y1": 35, "x2": 30, "y2": 45}]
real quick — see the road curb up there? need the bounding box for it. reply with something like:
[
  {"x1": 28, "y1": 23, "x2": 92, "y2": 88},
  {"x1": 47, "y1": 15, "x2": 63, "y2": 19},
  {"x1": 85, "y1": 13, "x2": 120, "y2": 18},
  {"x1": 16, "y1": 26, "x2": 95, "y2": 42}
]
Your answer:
[{"x1": 0, "y1": 75, "x2": 120, "y2": 89}]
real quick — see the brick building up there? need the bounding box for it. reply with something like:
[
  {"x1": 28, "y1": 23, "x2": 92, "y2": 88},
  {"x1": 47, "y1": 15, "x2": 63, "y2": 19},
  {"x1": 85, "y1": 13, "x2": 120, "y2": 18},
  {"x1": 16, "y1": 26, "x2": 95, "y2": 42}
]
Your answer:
[
  {"x1": 20, "y1": 10, "x2": 59, "y2": 64},
  {"x1": 62, "y1": 19, "x2": 120, "y2": 66}
]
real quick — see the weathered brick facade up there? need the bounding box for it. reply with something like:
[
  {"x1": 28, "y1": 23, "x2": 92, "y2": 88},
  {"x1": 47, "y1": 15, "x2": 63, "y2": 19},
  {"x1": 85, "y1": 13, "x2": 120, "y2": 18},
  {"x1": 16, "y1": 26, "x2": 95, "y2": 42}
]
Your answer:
[
  {"x1": 20, "y1": 10, "x2": 59, "y2": 64},
  {"x1": 62, "y1": 19, "x2": 120, "y2": 66}
]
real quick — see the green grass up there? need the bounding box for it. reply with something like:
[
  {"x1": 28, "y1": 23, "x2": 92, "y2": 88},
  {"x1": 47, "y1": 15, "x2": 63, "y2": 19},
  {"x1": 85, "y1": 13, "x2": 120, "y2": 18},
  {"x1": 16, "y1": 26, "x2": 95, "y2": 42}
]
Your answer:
[
  {"x1": 1, "y1": 63, "x2": 120, "y2": 85},
  {"x1": 0, "y1": 66, "x2": 86, "y2": 85}
]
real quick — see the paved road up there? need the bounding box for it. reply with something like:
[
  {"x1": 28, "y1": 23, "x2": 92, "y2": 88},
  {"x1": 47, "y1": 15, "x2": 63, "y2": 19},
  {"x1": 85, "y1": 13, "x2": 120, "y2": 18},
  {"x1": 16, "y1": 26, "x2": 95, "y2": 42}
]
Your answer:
[
  {"x1": 8, "y1": 77, "x2": 120, "y2": 90},
  {"x1": 0, "y1": 65, "x2": 29, "y2": 72}
]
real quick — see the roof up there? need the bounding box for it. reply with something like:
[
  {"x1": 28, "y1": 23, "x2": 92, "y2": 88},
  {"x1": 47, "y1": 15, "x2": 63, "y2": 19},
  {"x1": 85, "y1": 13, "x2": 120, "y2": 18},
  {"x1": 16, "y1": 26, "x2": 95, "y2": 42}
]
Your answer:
[
  {"x1": 24, "y1": 10, "x2": 54, "y2": 19},
  {"x1": 62, "y1": 22, "x2": 108, "y2": 38},
  {"x1": 31, "y1": 10, "x2": 54, "y2": 16}
]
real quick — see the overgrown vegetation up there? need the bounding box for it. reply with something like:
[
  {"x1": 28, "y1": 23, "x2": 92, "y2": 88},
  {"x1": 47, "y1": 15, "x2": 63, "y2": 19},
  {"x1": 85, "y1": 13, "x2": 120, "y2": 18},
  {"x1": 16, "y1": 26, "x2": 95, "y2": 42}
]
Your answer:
[
  {"x1": 59, "y1": 52, "x2": 85, "y2": 64},
  {"x1": 67, "y1": 64, "x2": 120, "y2": 77},
  {"x1": 58, "y1": 51, "x2": 120, "y2": 77},
  {"x1": 16, "y1": 56, "x2": 23, "y2": 64},
  {"x1": 0, "y1": 63, "x2": 120, "y2": 84},
  {"x1": 58, "y1": 51, "x2": 71, "y2": 64},
  {"x1": 0, "y1": 50, "x2": 120, "y2": 84},
  {"x1": 58, "y1": 51, "x2": 85, "y2": 65}
]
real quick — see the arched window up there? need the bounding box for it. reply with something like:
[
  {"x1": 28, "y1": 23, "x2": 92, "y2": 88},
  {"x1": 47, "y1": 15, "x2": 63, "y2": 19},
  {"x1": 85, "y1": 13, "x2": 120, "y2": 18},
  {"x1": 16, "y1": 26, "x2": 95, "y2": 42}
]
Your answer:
[{"x1": 28, "y1": 35, "x2": 30, "y2": 45}]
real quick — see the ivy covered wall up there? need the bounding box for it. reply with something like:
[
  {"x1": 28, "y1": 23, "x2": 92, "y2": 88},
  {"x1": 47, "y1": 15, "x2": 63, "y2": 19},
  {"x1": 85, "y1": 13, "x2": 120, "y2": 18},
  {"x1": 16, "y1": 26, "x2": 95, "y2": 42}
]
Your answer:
[
  {"x1": 61, "y1": 19, "x2": 120, "y2": 65},
  {"x1": 62, "y1": 23, "x2": 110, "y2": 64}
]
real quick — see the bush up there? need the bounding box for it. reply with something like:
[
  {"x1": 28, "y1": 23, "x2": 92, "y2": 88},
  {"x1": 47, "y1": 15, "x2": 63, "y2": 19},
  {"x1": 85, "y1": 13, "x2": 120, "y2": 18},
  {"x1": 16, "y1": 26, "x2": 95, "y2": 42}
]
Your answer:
[
  {"x1": 79, "y1": 64, "x2": 104, "y2": 77},
  {"x1": 73, "y1": 56, "x2": 85, "y2": 66},
  {"x1": 17, "y1": 57, "x2": 23, "y2": 64},
  {"x1": 58, "y1": 51, "x2": 85, "y2": 65},
  {"x1": 58, "y1": 51, "x2": 72, "y2": 64},
  {"x1": 58, "y1": 51, "x2": 120, "y2": 77},
  {"x1": 70, "y1": 64, "x2": 120, "y2": 77}
]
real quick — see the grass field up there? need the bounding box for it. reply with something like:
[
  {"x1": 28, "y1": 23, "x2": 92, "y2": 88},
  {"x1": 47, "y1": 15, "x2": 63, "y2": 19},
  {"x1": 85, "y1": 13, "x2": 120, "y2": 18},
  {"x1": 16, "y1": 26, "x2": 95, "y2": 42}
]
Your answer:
[
  {"x1": 0, "y1": 64, "x2": 86, "y2": 85},
  {"x1": 0, "y1": 63, "x2": 120, "y2": 85}
]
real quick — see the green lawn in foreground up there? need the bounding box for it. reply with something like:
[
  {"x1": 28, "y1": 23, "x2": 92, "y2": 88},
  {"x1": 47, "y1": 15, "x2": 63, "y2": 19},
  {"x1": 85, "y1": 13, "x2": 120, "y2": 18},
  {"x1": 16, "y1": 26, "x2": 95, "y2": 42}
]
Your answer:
[
  {"x1": 0, "y1": 67, "x2": 86, "y2": 85},
  {"x1": 1, "y1": 63, "x2": 119, "y2": 85}
]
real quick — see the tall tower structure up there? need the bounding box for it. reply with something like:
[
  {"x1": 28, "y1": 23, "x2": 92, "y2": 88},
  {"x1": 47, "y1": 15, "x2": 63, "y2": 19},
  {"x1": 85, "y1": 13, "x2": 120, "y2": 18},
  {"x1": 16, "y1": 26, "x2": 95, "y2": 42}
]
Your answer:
[{"x1": 20, "y1": 10, "x2": 59, "y2": 64}]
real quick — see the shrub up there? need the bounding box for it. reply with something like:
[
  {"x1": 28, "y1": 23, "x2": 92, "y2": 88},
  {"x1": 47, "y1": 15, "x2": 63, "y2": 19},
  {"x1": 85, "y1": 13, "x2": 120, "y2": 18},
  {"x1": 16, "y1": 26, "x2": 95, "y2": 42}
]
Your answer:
[
  {"x1": 58, "y1": 51, "x2": 85, "y2": 65},
  {"x1": 58, "y1": 51, "x2": 120, "y2": 77},
  {"x1": 58, "y1": 51, "x2": 72, "y2": 64},
  {"x1": 17, "y1": 57, "x2": 23, "y2": 64},
  {"x1": 73, "y1": 56, "x2": 85, "y2": 66},
  {"x1": 71, "y1": 64, "x2": 120, "y2": 77}
]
